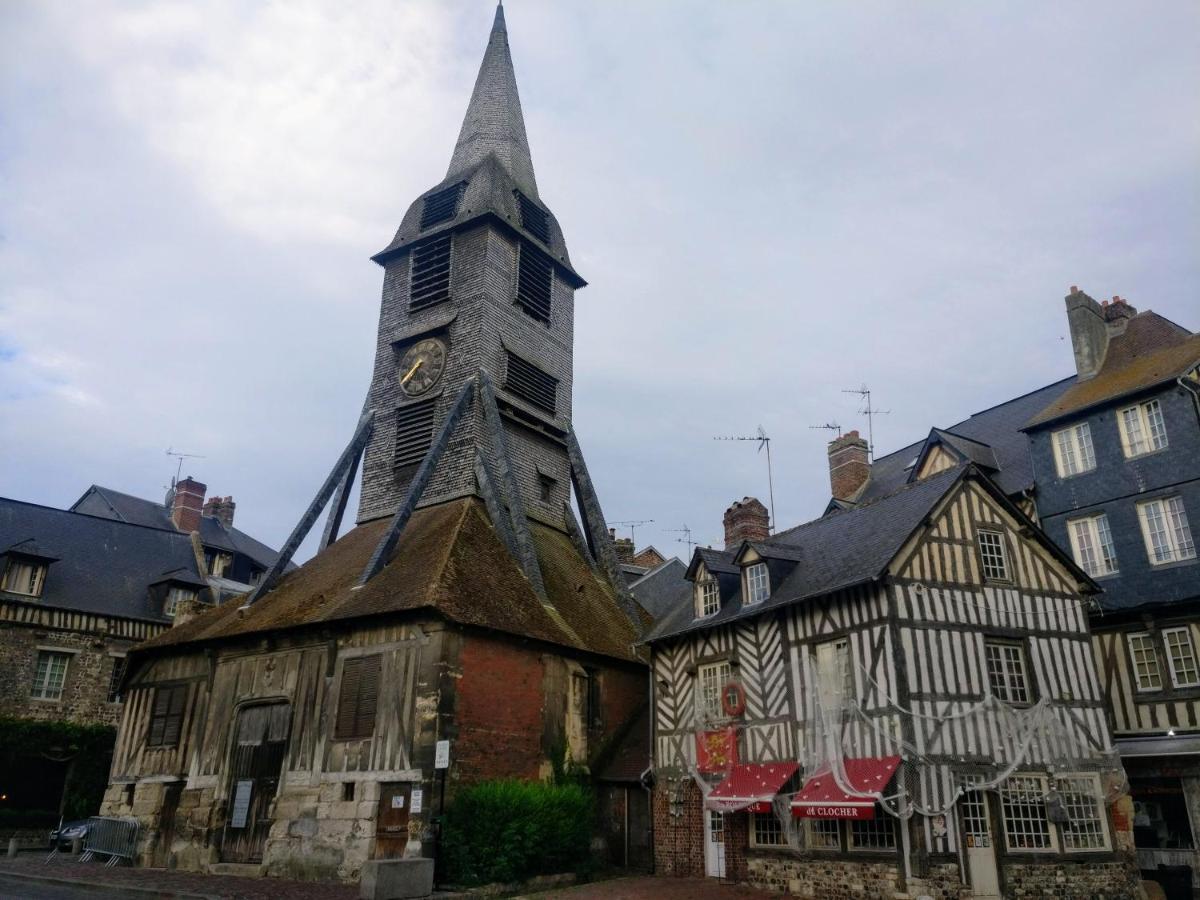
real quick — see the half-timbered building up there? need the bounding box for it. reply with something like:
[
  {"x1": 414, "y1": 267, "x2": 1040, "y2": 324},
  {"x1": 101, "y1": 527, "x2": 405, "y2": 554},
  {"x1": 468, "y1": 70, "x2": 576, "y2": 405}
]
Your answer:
[
  {"x1": 645, "y1": 465, "x2": 1142, "y2": 899},
  {"x1": 99, "y1": 5, "x2": 648, "y2": 882}
]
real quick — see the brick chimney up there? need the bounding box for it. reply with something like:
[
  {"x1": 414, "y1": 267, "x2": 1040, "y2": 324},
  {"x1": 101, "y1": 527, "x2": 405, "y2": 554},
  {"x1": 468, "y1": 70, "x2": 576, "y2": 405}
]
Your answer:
[
  {"x1": 203, "y1": 495, "x2": 236, "y2": 529},
  {"x1": 828, "y1": 430, "x2": 870, "y2": 502},
  {"x1": 723, "y1": 497, "x2": 769, "y2": 550},
  {"x1": 171, "y1": 476, "x2": 206, "y2": 533}
]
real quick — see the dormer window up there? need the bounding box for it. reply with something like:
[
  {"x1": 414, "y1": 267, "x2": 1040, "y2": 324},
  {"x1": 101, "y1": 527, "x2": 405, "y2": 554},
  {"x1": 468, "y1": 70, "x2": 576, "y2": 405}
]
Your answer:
[
  {"x1": 744, "y1": 563, "x2": 770, "y2": 605},
  {"x1": 696, "y1": 577, "x2": 720, "y2": 618},
  {"x1": 2, "y1": 557, "x2": 47, "y2": 597},
  {"x1": 164, "y1": 585, "x2": 197, "y2": 618}
]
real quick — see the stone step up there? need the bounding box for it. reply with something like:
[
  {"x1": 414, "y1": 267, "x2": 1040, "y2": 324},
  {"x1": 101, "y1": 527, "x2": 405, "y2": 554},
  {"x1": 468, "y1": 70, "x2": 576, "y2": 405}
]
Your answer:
[{"x1": 207, "y1": 862, "x2": 264, "y2": 878}]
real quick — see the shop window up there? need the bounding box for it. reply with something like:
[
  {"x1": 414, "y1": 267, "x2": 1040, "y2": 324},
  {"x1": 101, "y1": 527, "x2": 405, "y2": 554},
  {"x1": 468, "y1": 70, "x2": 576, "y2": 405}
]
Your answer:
[
  {"x1": 750, "y1": 812, "x2": 785, "y2": 847},
  {"x1": 1057, "y1": 775, "x2": 1109, "y2": 851},
  {"x1": 1132, "y1": 778, "x2": 1195, "y2": 850},
  {"x1": 849, "y1": 816, "x2": 897, "y2": 851},
  {"x1": 1001, "y1": 775, "x2": 1055, "y2": 851},
  {"x1": 806, "y1": 818, "x2": 840, "y2": 850}
]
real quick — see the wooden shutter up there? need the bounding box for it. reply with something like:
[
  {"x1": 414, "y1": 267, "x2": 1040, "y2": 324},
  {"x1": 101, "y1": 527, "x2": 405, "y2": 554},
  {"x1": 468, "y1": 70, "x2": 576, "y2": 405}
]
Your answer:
[
  {"x1": 335, "y1": 658, "x2": 363, "y2": 739},
  {"x1": 163, "y1": 685, "x2": 188, "y2": 746},
  {"x1": 147, "y1": 687, "x2": 170, "y2": 746},
  {"x1": 354, "y1": 655, "x2": 381, "y2": 739}
]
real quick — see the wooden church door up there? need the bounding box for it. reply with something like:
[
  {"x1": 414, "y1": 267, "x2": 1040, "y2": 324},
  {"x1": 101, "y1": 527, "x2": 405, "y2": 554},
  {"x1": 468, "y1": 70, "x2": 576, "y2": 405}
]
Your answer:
[{"x1": 220, "y1": 703, "x2": 291, "y2": 863}]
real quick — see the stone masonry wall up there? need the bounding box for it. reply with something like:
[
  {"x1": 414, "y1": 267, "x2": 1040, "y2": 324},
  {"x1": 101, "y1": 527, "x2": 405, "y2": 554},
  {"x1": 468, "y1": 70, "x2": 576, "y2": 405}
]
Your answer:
[
  {"x1": 0, "y1": 620, "x2": 136, "y2": 727},
  {"x1": 746, "y1": 855, "x2": 963, "y2": 900},
  {"x1": 1002, "y1": 859, "x2": 1143, "y2": 900}
]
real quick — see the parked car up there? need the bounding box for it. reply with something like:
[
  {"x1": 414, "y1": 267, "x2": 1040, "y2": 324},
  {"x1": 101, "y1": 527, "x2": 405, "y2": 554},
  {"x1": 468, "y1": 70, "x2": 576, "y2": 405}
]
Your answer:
[{"x1": 48, "y1": 819, "x2": 89, "y2": 850}]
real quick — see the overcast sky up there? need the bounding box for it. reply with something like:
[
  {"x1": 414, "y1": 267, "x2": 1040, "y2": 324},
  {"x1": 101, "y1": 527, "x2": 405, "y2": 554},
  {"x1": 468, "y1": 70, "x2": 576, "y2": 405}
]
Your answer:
[{"x1": 2, "y1": 0, "x2": 1197, "y2": 562}]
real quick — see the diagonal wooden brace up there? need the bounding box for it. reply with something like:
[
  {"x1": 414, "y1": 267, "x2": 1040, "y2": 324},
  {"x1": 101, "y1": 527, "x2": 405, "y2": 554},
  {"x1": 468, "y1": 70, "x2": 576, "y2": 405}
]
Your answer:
[
  {"x1": 358, "y1": 377, "x2": 476, "y2": 586},
  {"x1": 244, "y1": 408, "x2": 375, "y2": 607},
  {"x1": 320, "y1": 407, "x2": 372, "y2": 551}
]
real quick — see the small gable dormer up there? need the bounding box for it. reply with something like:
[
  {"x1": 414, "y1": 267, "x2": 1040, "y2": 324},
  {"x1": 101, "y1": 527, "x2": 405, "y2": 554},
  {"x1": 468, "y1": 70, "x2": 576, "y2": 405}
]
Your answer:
[
  {"x1": 0, "y1": 539, "x2": 59, "y2": 599},
  {"x1": 732, "y1": 542, "x2": 804, "y2": 606},
  {"x1": 909, "y1": 428, "x2": 998, "y2": 483},
  {"x1": 685, "y1": 547, "x2": 740, "y2": 620},
  {"x1": 149, "y1": 569, "x2": 207, "y2": 620}
]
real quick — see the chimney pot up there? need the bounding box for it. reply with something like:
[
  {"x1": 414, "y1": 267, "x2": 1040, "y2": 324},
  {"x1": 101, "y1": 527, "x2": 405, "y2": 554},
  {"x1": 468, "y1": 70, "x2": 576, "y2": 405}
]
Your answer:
[{"x1": 723, "y1": 497, "x2": 769, "y2": 550}]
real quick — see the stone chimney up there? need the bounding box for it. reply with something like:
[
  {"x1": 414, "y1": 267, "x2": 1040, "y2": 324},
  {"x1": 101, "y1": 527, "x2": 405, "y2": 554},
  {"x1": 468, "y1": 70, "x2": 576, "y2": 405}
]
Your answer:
[
  {"x1": 203, "y1": 495, "x2": 236, "y2": 529},
  {"x1": 828, "y1": 430, "x2": 870, "y2": 502},
  {"x1": 171, "y1": 476, "x2": 206, "y2": 533},
  {"x1": 723, "y1": 497, "x2": 769, "y2": 550},
  {"x1": 1065, "y1": 287, "x2": 1110, "y2": 380}
]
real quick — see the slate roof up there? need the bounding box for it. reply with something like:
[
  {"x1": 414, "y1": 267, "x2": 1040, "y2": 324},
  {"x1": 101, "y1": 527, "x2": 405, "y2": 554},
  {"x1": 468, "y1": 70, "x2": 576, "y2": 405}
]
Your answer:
[
  {"x1": 855, "y1": 378, "x2": 1074, "y2": 503},
  {"x1": 135, "y1": 498, "x2": 641, "y2": 662},
  {"x1": 0, "y1": 497, "x2": 202, "y2": 623},
  {"x1": 925, "y1": 429, "x2": 999, "y2": 472},
  {"x1": 1025, "y1": 313, "x2": 1200, "y2": 429},
  {"x1": 693, "y1": 547, "x2": 739, "y2": 577},
  {"x1": 627, "y1": 558, "x2": 691, "y2": 621},
  {"x1": 71, "y1": 485, "x2": 286, "y2": 572},
  {"x1": 647, "y1": 467, "x2": 967, "y2": 643}
]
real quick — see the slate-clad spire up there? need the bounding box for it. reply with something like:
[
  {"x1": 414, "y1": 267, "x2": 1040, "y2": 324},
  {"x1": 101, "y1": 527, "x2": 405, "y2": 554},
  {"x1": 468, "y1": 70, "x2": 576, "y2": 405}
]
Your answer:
[{"x1": 446, "y1": 2, "x2": 537, "y2": 196}]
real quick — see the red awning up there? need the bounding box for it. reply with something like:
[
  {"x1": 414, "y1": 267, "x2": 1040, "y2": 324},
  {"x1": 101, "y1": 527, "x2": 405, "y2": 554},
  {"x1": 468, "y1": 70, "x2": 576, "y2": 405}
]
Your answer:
[
  {"x1": 790, "y1": 756, "x2": 901, "y2": 820},
  {"x1": 705, "y1": 762, "x2": 799, "y2": 813}
]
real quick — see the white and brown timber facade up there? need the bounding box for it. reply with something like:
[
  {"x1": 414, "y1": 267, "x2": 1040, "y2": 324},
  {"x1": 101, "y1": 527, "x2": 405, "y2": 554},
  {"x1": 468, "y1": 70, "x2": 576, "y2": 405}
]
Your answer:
[{"x1": 644, "y1": 466, "x2": 1142, "y2": 899}]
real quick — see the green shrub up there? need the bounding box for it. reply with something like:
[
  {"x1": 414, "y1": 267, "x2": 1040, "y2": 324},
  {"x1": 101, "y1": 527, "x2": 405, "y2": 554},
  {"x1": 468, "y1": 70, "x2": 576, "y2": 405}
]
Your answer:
[{"x1": 440, "y1": 780, "x2": 593, "y2": 886}]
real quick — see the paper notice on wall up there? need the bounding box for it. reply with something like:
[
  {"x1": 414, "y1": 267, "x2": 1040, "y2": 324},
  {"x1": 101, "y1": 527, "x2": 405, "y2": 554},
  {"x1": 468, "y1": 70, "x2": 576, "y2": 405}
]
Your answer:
[
  {"x1": 410, "y1": 789, "x2": 423, "y2": 814},
  {"x1": 231, "y1": 780, "x2": 253, "y2": 828},
  {"x1": 391, "y1": 794, "x2": 405, "y2": 809},
  {"x1": 435, "y1": 740, "x2": 450, "y2": 769}
]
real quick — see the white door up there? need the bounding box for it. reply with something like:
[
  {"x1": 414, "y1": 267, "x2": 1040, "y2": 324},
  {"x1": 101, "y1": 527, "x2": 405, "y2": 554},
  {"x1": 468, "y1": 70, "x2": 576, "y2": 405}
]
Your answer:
[
  {"x1": 961, "y1": 791, "x2": 1001, "y2": 899},
  {"x1": 704, "y1": 809, "x2": 726, "y2": 878}
]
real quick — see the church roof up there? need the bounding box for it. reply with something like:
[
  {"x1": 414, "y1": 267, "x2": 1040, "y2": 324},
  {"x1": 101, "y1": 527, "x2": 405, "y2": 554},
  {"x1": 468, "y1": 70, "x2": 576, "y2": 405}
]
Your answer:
[{"x1": 135, "y1": 497, "x2": 641, "y2": 662}]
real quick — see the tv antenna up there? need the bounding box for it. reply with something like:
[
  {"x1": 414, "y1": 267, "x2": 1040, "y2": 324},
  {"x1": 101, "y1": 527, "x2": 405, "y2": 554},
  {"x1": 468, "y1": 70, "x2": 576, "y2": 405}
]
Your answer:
[
  {"x1": 666, "y1": 524, "x2": 697, "y2": 556},
  {"x1": 713, "y1": 425, "x2": 776, "y2": 533},
  {"x1": 165, "y1": 447, "x2": 206, "y2": 484},
  {"x1": 841, "y1": 384, "x2": 890, "y2": 461},
  {"x1": 610, "y1": 519, "x2": 654, "y2": 547},
  {"x1": 808, "y1": 421, "x2": 842, "y2": 436}
]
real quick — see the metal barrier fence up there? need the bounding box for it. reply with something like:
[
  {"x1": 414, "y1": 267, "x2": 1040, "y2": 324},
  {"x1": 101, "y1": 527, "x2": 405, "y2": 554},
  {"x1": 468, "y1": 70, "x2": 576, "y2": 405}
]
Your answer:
[{"x1": 79, "y1": 817, "x2": 140, "y2": 867}]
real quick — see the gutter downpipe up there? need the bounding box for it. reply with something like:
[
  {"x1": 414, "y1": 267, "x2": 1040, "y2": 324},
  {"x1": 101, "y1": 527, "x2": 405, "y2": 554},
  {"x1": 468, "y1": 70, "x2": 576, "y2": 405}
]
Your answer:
[
  {"x1": 1178, "y1": 375, "x2": 1200, "y2": 425},
  {"x1": 645, "y1": 659, "x2": 656, "y2": 874}
]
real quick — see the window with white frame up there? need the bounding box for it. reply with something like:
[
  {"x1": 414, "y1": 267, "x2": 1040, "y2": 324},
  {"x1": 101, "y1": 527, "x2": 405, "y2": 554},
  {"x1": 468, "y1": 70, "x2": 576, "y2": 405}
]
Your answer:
[
  {"x1": 163, "y1": 586, "x2": 196, "y2": 618},
  {"x1": 1001, "y1": 775, "x2": 1054, "y2": 851},
  {"x1": 977, "y1": 530, "x2": 1010, "y2": 581},
  {"x1": 1138, "y1": 496, "x2": 1196, "y2": 566},
  {"x1": 1127, "y1": 632, "x2": 1164, "y2": 692},
  {"x1": 1058, "y1": 775, "x2": 1109, "y2": 851},
  {"x1": 751, "y1": 812, "x2": 785, "y2": 846},
  {"x1": 2, "y1": 558, "x2": 47, "y2": 596},
  {"x1": 806, "y1": 818, "x2": 840, "y2": 850},
  {"x1": 1163, "y1": 627, "x2": 1200, "y2": 688},
  {"x1": 107, "y1": 655, "x2": 127, "y2": 703},
  {"x1": 1118, "y1": 399, "x2": 1168, "y2": 458},
  {"x1": 744, "y1": 563, "x2": 770, "y2": 605},
  {"x1": 1067, "y1": 514, "x2": 1119, "y2": 577},
  {"x1": 986, "y1": 640, "x2": 1031, "y2": 704},
  {"x1": 697, "y1": 660, "x2": 732, "y2": 720},
  {"x1": 31, "y1": 650, "x2": 70, "y2": 701},
  {"x1": 696, "y1": 577, "x2": 720, "y2": 618},
  {"x1": 1052, "y1": 422, "x2": 1097, "y2": 477},
  {"x1": 849, "y1": 816, "x2": 897, "y2": 851}
]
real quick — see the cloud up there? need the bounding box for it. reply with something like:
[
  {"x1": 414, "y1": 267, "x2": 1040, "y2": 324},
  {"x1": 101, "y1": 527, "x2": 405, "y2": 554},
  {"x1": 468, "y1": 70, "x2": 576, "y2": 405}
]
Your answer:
[{"x1": 1, "y1": 0, "x2": 1197, "y2": 562}]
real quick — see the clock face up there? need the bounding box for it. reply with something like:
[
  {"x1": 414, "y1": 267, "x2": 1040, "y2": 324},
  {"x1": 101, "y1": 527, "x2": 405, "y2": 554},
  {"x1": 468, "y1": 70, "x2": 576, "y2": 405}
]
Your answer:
[{"x1": 397, "y1": 338, "x2": 447, "y2": 396}]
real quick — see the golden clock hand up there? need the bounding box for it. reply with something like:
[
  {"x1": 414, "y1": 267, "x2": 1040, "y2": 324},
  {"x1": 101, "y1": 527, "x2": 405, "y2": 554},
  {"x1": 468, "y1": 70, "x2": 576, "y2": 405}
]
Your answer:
[{"x1": 401, "y1": 359, "x2": 423, "y2": 385}]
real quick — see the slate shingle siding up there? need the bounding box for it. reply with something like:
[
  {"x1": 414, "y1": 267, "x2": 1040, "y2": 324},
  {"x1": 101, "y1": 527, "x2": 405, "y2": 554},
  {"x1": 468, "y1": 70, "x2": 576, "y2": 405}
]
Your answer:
[{"x1": 1030, "y1": 381, "x2": 1200, "y2": 611}]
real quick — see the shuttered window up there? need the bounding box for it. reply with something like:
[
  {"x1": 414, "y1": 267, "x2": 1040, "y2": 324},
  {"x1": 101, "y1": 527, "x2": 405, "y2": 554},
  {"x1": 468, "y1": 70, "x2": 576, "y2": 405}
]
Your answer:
[
  {"x1": 515, "y1": 243, "x2": 552, "y2": 324},
  {"x1": 409, "y1": 234, "x2": 453, "y2": 311},
  {"x1": 505, "y1": 352, "x2": 557, "y2": 415},
  {"x1": 419, "y1": 181, "x2": 466, "y2": 230},
  {"x1": 147, "y1": 684, "x2": 188, "y2": 747},
  {"x1": 394, "y1": 399, "x2": 437, "y2": 469},
  {"x1": 514, "y1": 191, "x2": 549, "y2": 244},
  {"x1": 335, "y1": 655, "x2": 381, "y2": 740}
]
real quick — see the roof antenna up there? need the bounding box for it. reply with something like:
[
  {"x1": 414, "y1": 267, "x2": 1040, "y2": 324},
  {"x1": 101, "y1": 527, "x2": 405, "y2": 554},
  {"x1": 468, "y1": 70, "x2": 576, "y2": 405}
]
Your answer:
[
  {"x1": 809, "y1": 421, "x2": 842, "y2": 436},
  {"x1": 666, "y1": 524, "x2": 697, "y2": 556},
  {"x1": 841, "y1": 384, "x2": 890, "y2": 462},
  {"x1": 610, "y1": 519, "x2": 654, "y2": 548},
  {"x1": 165, "y1": 447, "x2": 206, "y2": 487},
  {"x1": 713, "y1": 426, "x2": 776, "y2": 533}
]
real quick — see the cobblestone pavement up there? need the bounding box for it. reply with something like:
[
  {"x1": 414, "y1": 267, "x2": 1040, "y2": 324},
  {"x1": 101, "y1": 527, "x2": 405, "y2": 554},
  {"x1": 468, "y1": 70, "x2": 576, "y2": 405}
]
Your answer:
[{"x1": 0, "y1": 857, "x2": 780, "y2": 900}]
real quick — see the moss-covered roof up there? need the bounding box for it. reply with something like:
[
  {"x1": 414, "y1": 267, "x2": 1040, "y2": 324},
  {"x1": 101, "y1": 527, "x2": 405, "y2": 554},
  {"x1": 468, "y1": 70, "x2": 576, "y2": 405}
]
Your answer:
[{"x1": 138, "y1": 498, "x2": 640, "y2": 662}]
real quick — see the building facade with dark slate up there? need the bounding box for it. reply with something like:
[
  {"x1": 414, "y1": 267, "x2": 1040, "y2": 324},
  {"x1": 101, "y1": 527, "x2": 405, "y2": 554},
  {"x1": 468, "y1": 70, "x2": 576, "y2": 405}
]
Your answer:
[
  {"x1": 643, "y1": 470, "x2": 1140, "y2": 899},
  {"x1": 100, "y1": 5, "x2": 648, "y2": 882}
]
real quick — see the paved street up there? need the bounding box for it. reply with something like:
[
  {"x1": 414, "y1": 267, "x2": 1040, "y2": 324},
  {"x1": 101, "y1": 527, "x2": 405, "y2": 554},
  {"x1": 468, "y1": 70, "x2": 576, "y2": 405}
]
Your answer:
[{"x1": 0, "y1": 857, "x2": 782, "y2": 900}]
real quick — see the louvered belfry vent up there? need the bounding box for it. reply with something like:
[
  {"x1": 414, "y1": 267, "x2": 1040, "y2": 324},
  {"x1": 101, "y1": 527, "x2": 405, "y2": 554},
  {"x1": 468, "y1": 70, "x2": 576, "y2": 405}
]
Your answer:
[
  {"x1": 420, "y1": 181, "x2": 466, "y2": 229},
  {"x1": 410, "y1": 234, "x2": 453, "y2": 311},
  {"x1": 505, "y1": 351, "x2": 557, "y2": 415},
  {"x1": 515, "y1": 244, "x2": 552, "y2": 324},
  {"x1": 394, "y1": 399, "x2": 438, "y2": 469},
  {"x1": 514, "y1": 191, "x2": 550, "y2": 244}
]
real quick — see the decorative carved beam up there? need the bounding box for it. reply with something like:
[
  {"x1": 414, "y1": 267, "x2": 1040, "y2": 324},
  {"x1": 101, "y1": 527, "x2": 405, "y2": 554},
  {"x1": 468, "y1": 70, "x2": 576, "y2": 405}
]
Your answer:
[
  {"x1": 477, "y1": 371, "x2": 546, "y2": 599},
  {"x1": 244, "y1": 408, "x2": 375, "y2": 607},
  {"x1": 358, "y1": 378, "x2": 475, "y2": 586}
]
